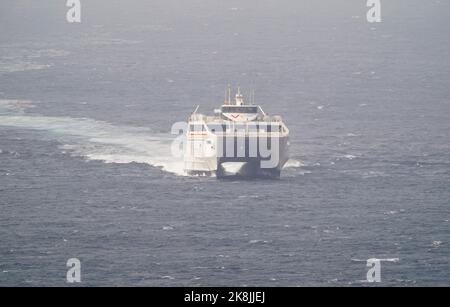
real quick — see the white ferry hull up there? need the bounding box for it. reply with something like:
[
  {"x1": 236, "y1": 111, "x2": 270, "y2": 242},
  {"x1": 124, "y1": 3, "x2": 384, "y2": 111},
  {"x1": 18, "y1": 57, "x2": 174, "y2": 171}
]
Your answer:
[{"x1": 185, "y1": 135, "x2": 289, "y2": 179}]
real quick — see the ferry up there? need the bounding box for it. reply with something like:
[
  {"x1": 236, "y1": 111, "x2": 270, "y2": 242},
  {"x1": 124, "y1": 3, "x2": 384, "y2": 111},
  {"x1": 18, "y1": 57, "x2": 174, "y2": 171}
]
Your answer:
[{"x1": 184, "y1": 88, "x2": 289, "y2": 178}]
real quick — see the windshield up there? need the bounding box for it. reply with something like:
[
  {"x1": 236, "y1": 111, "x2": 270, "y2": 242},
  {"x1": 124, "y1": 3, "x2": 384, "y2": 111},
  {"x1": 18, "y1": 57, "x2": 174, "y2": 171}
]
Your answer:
[{"x1": 221, "y1": 106, "x2": 258, "y2": 114}]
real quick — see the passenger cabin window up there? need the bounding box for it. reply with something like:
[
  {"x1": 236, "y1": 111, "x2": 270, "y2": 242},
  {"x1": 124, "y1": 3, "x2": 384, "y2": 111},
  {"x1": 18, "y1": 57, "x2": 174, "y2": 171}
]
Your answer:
[
  {"x1": 207, "y1": 124, "x2": 225, "y2": 133},
  {"x1": 234, "y1": 124, "x2": 246, "y2": 132}
]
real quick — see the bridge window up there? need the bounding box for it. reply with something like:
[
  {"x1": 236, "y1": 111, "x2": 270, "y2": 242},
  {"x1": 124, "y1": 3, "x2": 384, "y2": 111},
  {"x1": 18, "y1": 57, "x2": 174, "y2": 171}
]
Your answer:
[
  {"x1": 190, "y1": 124, "x2": 205, "y2": 132},
  {"x1": 222, "y1": 106, "x2": 258, "y2": 113}
]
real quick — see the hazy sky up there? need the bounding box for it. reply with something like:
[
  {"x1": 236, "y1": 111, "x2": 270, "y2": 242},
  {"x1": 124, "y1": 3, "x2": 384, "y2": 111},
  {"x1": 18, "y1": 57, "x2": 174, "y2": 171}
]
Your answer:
[{"x1": 1, "y1": 0, "x2": 449, "y2": 44}]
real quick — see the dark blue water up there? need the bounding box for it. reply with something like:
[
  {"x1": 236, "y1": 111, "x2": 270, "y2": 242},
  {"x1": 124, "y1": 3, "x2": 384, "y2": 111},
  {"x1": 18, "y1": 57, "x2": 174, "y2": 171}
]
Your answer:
[{"x1": 0, "y1": 0, "x2": 449, "y2": 286}]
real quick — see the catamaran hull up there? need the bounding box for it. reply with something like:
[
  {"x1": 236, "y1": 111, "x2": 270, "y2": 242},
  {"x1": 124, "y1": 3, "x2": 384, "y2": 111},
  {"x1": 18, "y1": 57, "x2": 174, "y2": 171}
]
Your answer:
[{"x1": 185, "y1": 136, "x2": 289, "y2": 179}]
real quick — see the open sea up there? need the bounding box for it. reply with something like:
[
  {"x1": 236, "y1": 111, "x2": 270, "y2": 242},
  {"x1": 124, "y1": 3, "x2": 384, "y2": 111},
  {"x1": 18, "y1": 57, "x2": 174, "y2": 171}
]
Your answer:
[{"x1": 0, "y1": 0, "x2": 449, "y2": 286}]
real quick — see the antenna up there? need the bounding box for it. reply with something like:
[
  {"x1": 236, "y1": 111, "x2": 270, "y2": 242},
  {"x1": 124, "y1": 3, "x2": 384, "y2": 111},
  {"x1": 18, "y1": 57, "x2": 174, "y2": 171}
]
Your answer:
[
  {"x1": 227, "y1": 84, "x2": 231, "y2": 105},
  {"x1": 224, "y1": 88, "x2": 228, "y2": 105}
]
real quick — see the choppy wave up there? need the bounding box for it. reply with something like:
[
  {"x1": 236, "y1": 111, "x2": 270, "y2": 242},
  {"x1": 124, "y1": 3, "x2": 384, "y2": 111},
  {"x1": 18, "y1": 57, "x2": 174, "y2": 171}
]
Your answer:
[
  {"x1": 0, "y1": 47, "x2": 69, "y2": 74},
  {"x1": 0, "y1": 100, "x2": 35, "y2": 113},
  {"x1": 0, "y1": 61, "x2": 52, "y2": 74},
  {"x1": 351, "y1": 258, "x2": 400, "y2": 263},
  {"x1": 283, "y1": 159, "x2": 304, "y2": 169}
]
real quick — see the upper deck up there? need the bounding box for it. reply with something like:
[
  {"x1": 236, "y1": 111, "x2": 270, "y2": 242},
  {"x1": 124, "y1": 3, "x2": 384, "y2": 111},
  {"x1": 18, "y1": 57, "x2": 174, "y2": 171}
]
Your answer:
[{"x1": 187, "y1": 88, "x2": 289, "y2": 137}]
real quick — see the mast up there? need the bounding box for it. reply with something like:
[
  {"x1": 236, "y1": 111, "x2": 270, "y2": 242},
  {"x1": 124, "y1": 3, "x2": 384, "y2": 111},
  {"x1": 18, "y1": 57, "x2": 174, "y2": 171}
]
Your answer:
[
  {"x1": 235, "y1": 86, "x2": 244, "y2": 106},
  {"x1": 224, "y1": 88, "x2": 228, "y2": 105}
]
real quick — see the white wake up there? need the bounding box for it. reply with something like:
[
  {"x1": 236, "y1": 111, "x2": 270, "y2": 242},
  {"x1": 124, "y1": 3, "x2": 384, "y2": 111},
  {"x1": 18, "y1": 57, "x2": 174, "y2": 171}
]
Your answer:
[{"x1": 0, "y1": 100, "x2": 185, "y2": 176}]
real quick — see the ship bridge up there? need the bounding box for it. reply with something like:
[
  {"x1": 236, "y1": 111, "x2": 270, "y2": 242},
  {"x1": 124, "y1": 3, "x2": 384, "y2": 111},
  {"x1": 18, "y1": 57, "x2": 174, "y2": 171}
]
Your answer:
[{"x1": 220, "y1": 87, "x2": 260, "y2": 122}]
